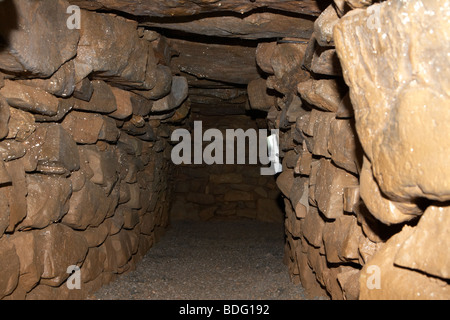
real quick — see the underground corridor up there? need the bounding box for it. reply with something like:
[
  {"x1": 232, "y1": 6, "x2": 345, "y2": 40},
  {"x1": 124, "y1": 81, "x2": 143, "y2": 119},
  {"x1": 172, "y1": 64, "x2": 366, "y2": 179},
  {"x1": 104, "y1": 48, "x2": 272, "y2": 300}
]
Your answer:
[{"x1": 0, "y1": 0, "x2": 449, "y2": 301}]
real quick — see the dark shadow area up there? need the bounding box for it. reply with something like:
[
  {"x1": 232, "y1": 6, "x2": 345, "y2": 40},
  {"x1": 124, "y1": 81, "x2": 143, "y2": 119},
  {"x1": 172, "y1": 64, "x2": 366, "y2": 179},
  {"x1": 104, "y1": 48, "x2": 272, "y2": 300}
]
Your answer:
[{"x1": 0, "y1": 0, "x2": 18, "y2": 53}]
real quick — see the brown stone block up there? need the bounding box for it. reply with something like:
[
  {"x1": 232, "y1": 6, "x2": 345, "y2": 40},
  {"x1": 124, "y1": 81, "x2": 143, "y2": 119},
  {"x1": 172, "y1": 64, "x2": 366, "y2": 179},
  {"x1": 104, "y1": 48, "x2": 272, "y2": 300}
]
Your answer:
[
  {"x1": 312, "y1": 111, "x2": 334, "y2": 158},
  {"x1": 315, "y1": 159, "x2": 358, "y2": 220},
  {"x1": 394, "y1": 205, "x2": 450, "y2": 280},
  {"x1": 247, "y1": 78, "x2": 276, "y2": 112},
  {"x1": 6, "y1": 107, "x2": 35, "y2": 142},
  {"x1": 298, "y1": 79, "x2": 343, "y2": 113},
  {"x1": 3, "y1": 159, "x2": 27, "y2": 232},
  {"x1": 73, "y1": 80, "x2": 117, "y2": 114},
  {"x1": 328, "y1": 118, "x2": 361, "y2": 174},
  {"x1": 0, "y1": 238, "x2": 20, "y2": 299},
  {"x1": 18, "y1": 60, "x2": 76, "y2": 98},
  {"x1": 359, "y1": 156, "x2": 421, "y2": 225},
  {"x1": 62, "y1": 180, "x2": 110, "y2": 230},
  {"x1": 81, "y1": 247, "x2": 106, "y2": 284},
  {"x1": 0, "y1": 0, "x2": 79, "y2": 77},
  {"x1": 256, "y1": 42, "x2": 276, "y2": 74},
  {"x1": 335, "y1": 1, "x2": 450, "y2": 202},
  {"x1": 108, "y1": 87, "x2": 134, "y2": 120},
  {"x1": 302, "y1": 206, "x2": 325, "y2": 248},
  {"x1": 0, "y1": 95, "x2": 9, "y2": 140},
  {"x1": 276, "y1": 169, "x2": 295, "y2": 198},
  {"x1": 0, "y1": 80, "x2": 59, "y2": 116},
  {"x1": 296, "y1": 249, "x2": 327, "y2": 298},
  {"x1": 322, "y1": 215, "x2": 361, "y2": 264},
  {"x1": 17, "y1": 174, "x2": 72, "y2": 230},
  {"x1": 313, "y1": 5, "x2": 340, "y2": 47},
  {"x1": 359, "y1": 225, "x2": 449, "y2": 299},
  {"x1": 36, "y1": 224, "x2": 88, "y2": 287},
  {"x1": 311, "y1": 49, "x2": 342, "y2": 76},
  {"x1": 337, "y1": 268, "x2": 360, "y2": 300},
  {"x1": 37, "y1": 124, "x2": 80, "y2": 174},
  {"x1": 343, "y1": 186, "x2": 360, "y2": 213},
  {"x1": 62, "y1": 111, "x2": 105, "y2": 145},
  {"x1": 76, "y1": 224, "x2": 109, "y2": 248}
]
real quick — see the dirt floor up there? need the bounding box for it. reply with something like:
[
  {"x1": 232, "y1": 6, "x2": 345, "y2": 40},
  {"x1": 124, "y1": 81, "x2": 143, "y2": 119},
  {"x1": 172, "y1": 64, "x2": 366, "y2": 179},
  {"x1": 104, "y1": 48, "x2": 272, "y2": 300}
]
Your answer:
[{"x1": 89, "y1": 219, "x2": 323, "y2": 300}]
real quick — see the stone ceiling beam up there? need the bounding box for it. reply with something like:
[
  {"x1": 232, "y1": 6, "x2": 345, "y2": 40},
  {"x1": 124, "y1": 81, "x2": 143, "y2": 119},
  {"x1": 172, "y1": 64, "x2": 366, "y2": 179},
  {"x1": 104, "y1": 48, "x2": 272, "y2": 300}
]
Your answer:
[
  {"x1": 139, "y1": 12, "x2": 314, "y2": 40},
  {"x1": 169, "y1": 39, "x2": 261, "y2": 85},
  {"x1": 67, "y1": 0, "x2": 324, "y2": 17}
]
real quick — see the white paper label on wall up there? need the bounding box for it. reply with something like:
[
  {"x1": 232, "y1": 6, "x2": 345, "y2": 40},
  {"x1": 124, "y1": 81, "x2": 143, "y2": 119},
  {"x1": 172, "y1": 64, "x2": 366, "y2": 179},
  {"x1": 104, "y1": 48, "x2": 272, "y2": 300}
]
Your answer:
[{"x1": 260, "y1": 132, "x2": 282, "y2": 176}]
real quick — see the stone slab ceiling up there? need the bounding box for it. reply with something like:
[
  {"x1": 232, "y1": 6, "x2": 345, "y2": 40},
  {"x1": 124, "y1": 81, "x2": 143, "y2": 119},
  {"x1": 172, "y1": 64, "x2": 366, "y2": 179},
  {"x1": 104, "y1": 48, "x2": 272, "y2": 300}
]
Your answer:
[{"x1": 68, "y1": 0, "x2": 324, "y2": 17}]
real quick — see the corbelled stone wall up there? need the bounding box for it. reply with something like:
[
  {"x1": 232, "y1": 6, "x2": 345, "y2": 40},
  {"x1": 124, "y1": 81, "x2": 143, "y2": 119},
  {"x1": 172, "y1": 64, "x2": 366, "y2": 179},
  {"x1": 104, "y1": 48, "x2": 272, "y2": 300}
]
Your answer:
[
  {"x1": 0, "y1": 1, "x2": 184, "y2": 299},
  {"x1": 248, "y1": 0, "x2": 449, "y2": 299},
  {"x1": 0, "y1": 0, "x2": 448, "y2": 301}
]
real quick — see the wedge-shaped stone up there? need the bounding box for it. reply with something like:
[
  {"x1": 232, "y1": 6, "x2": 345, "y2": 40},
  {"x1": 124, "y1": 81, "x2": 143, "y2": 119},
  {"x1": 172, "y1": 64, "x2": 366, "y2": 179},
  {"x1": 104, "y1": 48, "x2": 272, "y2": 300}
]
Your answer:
[
  {"x1": 0, "y1": 81, "x2": 59, "y2": 116},
  {"x1": 108, "y1": 87, "x2": 134, "y2": 120}
]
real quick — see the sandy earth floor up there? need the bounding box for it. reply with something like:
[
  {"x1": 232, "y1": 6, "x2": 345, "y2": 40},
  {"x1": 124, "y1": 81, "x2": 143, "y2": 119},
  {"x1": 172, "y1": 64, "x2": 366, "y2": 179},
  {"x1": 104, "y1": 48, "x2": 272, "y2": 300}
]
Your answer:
[{"x1": 89, "y1": 219, "x2": 316, "y2": 300}]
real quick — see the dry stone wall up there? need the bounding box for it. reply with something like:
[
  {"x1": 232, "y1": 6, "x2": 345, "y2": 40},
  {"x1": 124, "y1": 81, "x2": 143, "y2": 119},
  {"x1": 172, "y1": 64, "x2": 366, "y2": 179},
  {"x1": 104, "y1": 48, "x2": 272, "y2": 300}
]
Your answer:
[
  {"x1": 0, "y1": 1, "x2": 184, "y2": 299},
  {"x1": 249, "y1": 0, "x2": 449, "y2": 300},
  {"x1": 170, "y1": 114, "x2": 284, "y2": 223}
]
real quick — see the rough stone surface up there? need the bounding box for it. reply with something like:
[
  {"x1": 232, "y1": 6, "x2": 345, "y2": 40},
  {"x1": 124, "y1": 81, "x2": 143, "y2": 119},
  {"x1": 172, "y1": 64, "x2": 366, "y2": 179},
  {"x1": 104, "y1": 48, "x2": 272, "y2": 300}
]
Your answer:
[
  {"x1": 0, "y1": 0, "x2": 79, "y2": 77},
  {"x1": 141, "y1": 12, "x2": 314, "y2": 40},
  {"x1": 0, "y1": 81, "x2": 60, "y2": 116},
  {"x1": 334, "y1": 0, "x2": 450, "y2": 202},
  {"x1": 359, "y1": 225, "x2": 449, "y2": 300},
  {"x1": 62, "y1": 111, "x2": 106, "y2": 144},
  {"x1": 247, "y1": 78, "x2": 276, "y2": 112},
  {"x1": 314, "y1": 5, "x2": 340, "y2": 47},
  {"x1": 0, "y1": 95, "x2": 10, "y2": 140},
  {"x1": 297, "y1": 79, "x2": 344, "y2": 113},
  {"x1": 36, "y1": 224, "x2": 89, "y2": 287},
  {"x1": 315, "y1": 159, "x2": 358, "y2": 220},
  {"x1": 68, "y1": 0, "x2": 323, "y2": 18},
  {"x1": 151, "y1": 77, "x2": 188, "y2": 113},
  {"x1": 73, "y1": 81, "x2": 117, "y2": 114},
  {"x1": 17, "y1": 174, "x2": 72, "y2": 230},
  {"x1": 394, "y1": 205, "x2": 450, "y2": 280},
  {"x1": 0, "y1": 240, "x2": 20, "y2": 299}
]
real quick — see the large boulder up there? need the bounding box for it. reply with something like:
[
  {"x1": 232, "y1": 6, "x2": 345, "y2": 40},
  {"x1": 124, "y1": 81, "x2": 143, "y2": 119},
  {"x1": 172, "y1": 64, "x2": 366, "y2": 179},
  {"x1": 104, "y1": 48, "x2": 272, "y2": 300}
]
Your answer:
[{"x1": 334, "y1": 0, "x2": 450, "y2": 202}]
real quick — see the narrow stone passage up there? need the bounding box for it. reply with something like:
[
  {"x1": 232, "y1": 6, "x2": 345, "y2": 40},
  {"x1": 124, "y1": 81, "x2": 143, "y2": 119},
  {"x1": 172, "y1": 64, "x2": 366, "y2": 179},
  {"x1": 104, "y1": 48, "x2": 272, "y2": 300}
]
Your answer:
[{"x1": 89, "y1": 220, "x2": 315, "y2": 300}]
